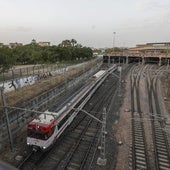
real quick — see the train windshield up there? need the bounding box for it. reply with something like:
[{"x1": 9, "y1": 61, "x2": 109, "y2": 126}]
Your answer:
[
  {"x1": 27, "y1": 125, "x2": 56, "y2": 140},
  {"x1": 27, "y1": 130, "x2": 49, "y2": 140}
]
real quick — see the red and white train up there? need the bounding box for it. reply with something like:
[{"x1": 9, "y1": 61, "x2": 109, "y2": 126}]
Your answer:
[
  {"x1": 26, "y1": 68, "x2": 115, "y2": 151},
  {"x1": 27, "y1": 108, "x2": 75, "y2": 151}
]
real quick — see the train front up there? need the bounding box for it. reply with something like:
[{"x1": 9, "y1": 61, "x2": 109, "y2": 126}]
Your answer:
[{"x1": 27, "y1": 114, "x2": 57, "y2": 151}]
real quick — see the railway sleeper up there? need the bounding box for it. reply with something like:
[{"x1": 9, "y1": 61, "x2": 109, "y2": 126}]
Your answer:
[
  {"x1": 134, "y1": 134, "x2": 144, "y2": 138},
  {"x1": 136, "y1": 164, "x2": 147, "y2": 170},
  {"x1": 136, "y1": 156, "x2": 147, "y2": 162},
  {"x1": 84, "y1": 131, "x2": 96, "y2": 136},
  {"x1": 135, "y1": 150, "x2": 145, "y2": 157},
  {"x1": 135, "y1": 149, "x2": 145, "y2": 154},
  {"x1": 135, "y1": 152, "x2": 146, "y2": 157},
  {"x1": 69, "y1": 162, "x2": 80, "y2": 168},
  {"x1": 134, "y1": 132, "x2": 143, "y2": 135},
  {"x1": 159, "y1": 166, "x2": 170, "y2": 170},
  {"x1": 135, "y1": 149, "x2": 146, "y2": 155},
  {"x1": 49, "y1": 156, "x2": 60, "y2": 162},
  {"x1": 130, "y1": 147, "x2": 145, "y2": 153},
  {"x1": 135, "y1": 142, "x2": 145, "y2": 146},
  {"x1": 135, "y1": 144, "x2": 145, "y2": 148},
  {"x1": 134, "y1": 135, "x2": 143, "y2": 139},
  {"x1": 135, "y1": 138, "x2": 145, "y2": 142},
  {"x1": 78, "y1": 145, "x2": 93, "y2": 151},
  {"x1": 158, "y1": 157, "x2": 170, "y2": 164},
  {"x1": 159, "y1": 161, "x2": 170, "y2": 169},
  {"x1": 63, "y1": 140, "x2": 77, "y2": 146},
  {"x1": 135, "y1": 141, "x2": 145, "y2": 145},
  {"x1": 157, "y1": 149, "x2": 168, "y2": 156},
  {"x1": 133, "y1": 124, "x2": 142, "y2": 128},
  {"x1": 134, "y1": 133, "x2": 143, "y2": 137},
  {"x1": 158, "y1": 154, "x2": 170, "y2": 159},
  {"x1": 154, "y1": 127, "x2": 162, "y2": 132},
  {"x1": 155, "y1": 131, "x2": 164, "y2": 136},
  {"x1": 136, "y1": 160, "x2": 147, "y2": 166},
  {"x1": 156, "y1": 137, "x2": 166, "y2": 141},
  {"x1": 82, "y1": 136, "x2": 94, "y2": 141},
  {"x1": 134, "y1": 128, "x2": 143, "y2": 131},
  {"x1": 155, "y1": 136, "x2": 166, "y2": 140},
  {"x1": 156, "y1": 141, "x2": 167, "y2": 146},
  {"x1": 157, "y1": 147, "x2": 168, "y2": 152}
]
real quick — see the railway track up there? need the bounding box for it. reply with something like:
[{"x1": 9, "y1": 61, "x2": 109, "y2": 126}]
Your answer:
[
  {"x1": 129, "y1": 64, "x2": 150, "y2": 170},
  {"x1": 36, "y1": 74, "x2": 119, "y2": 170},
  {"x1": 129, "y1": 64, "x2": 170, "y2": 170},
  {"x1": 146, "y1": 66, "x2": 170, "y2": 170},
  {"x1": 53, "y1": 74, "x2": 118, "y2": 170},
  {"x1": 17, "y1": 65, "x2": 119, "y2": 170}
]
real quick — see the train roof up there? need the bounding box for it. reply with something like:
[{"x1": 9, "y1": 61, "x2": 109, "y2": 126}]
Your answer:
[
  {"x1": 92, "y1": 70, "x2": 106, "y2": 78},
  {"x1": 30, "y1": 110, "x2": 59, "y2": 125}
]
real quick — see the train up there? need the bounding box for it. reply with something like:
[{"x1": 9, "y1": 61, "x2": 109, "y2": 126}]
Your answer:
[{"x1": 26, "y1": 69, "x2": 109, "y2": 151}]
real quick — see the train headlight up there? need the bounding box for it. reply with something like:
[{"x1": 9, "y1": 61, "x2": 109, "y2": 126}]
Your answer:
[
  {"x1": 27, "y1": 143, "x2": 30, "y2": 145},
  {"x1": 43, "y1": 146, "x2": 46, "y2": 149}
]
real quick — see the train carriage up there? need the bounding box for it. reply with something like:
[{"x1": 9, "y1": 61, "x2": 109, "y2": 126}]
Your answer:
[{"x1": 26, "y1": 69, "x2": 112, "y2": 151}]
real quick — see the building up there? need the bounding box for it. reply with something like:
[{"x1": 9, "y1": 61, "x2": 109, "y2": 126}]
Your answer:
[
  {"x1": 129, "y1": 42, "x2": 170, "y2": 53},
  {"x1": 38, "y1": 42, "x2": 50, "y2": 47},
  {"x1": 9, "y1": 42, "x2": 23, "y2": 48}
]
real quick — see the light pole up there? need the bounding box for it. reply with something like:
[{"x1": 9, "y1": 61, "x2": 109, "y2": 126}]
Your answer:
[{"x1": 113, "y1": 32, "x2": 116, "y2": 52}]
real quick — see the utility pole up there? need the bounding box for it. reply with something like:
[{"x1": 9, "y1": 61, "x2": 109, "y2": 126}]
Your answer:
[{"x1": 0, "y1": 87, "x2": 13, "y2": 151}]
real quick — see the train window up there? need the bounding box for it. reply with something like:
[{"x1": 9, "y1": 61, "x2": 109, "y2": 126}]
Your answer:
[
  {"x1": 27, "y1": 129, "x2": 36, "y2": 138},
  {"x1": 46, "y1": 126, "x2": 56, "y2": 138},
  {"x1": 28, "y1": 129, "x2": 49, "y2": 140},
  {"x1": 36, "y1": 133, "x2": 47, "y2": 140}
]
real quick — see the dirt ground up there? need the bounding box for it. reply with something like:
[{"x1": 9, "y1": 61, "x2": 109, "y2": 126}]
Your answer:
[{"x1": 114, "y1": 74, "x2": 131, "y2": 170}]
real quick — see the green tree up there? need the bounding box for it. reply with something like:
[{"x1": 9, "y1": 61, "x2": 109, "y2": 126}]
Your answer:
[
  {"x1": 0, "y1": 47, "x2": 14, "y2": 73},
  {"x1": 70, "y1": 39, "x2": 77, "y2": 47}
]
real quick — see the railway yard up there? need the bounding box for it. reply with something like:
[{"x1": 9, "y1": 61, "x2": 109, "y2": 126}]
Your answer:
[{"x1": 0, "y1": 60, "x2": 170, "y2": 170}]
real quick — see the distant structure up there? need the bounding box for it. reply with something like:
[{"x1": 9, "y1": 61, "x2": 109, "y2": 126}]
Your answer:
[
  {"x1": 0, "y1": 43, "x2": 3, "y2": 47},
  {"x1": 31, "y1": 39, "x2": 37, "y2": 44},
  {"x1": 38, "y1": 41, "x2": 50, "y2": 47},
  {"x1": 8, "y1": 42, "x2": 23, "y2": 48},
  {"x1": 130, "y1": 42, "x2": 170, "y2": 53}
]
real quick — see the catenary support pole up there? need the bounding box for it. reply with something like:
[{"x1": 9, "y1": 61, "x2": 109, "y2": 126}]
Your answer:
[
  {"x1": 97, "y1": 107, "x2": 107, "y2": 166},
  {"x1": 0, "y1": 87, "x2": 13, "y2": 151}
]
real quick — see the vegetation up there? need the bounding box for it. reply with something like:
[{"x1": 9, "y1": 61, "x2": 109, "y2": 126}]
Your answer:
[
  {"x1": 0, "y1": 39, "x2": 93, "y2": 73},
  {"x1": 0, "y1": 47, "x2": 15, "y2": 73}
]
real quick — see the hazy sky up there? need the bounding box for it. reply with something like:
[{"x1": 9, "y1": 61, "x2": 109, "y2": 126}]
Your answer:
[{"x1": 0, "y1": 0, "x2": 170, "y2": 48}]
